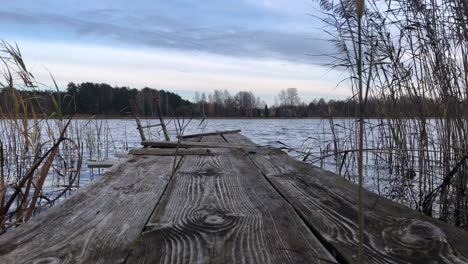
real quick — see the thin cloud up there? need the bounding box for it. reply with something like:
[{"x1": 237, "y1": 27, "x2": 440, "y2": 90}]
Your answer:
[{"x1": 0, "y1": 8, "x2": 335, "y2": 65}]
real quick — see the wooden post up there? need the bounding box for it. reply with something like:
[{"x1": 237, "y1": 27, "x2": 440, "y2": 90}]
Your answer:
[
  {"x1": 155, "y1": 94, "x2": 170, "y2": 141},
  {"x1": 130, "y1": 100, "x2": 146, "y2": 142},
  {"x1": 134, "y1": 115, "x2": 146, "y2": 142}
]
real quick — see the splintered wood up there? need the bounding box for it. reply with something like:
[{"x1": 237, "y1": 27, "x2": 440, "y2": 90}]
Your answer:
[{"x1": 1, "y1": 132, "x2": 468, "y2": 263}]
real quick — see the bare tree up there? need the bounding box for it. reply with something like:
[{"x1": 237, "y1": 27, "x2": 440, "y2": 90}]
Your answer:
[{"x1": 278, "y1": 88, "x2": 301, "y2": 106}]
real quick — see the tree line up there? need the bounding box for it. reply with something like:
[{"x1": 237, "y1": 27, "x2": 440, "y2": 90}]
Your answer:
[
  {"x1": 0, "y1": 83, "x2": 444, "y2": 118},
  {"x1": 0, "y1": 82, "x2": 192, "y2": 117},
  {"x1": 191, "y1": 87, "x2": 444, "y2": 118}
]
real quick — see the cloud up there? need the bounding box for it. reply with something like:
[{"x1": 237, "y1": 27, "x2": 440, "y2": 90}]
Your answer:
[
  {"x1": 243, "y1": 0, "x2": 314, "y2": 14},
  {"x1": 0, "y1": 6, "x2": 335, "y2": 65},
  {"x1": 18, "y1": 40, "x2": 348, "y2": 103},
  {"x1": 0, "y1": 1, "x2": 347, "y2": 102}
]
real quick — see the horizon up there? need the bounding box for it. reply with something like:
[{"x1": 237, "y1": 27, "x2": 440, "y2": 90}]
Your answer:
[{"x1": 1, "y1": 0, "x2": 349, "y2": 105}]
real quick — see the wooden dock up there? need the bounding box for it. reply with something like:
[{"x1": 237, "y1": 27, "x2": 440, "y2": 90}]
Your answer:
[{"x1": 1, "y1": 131, "x2": 468, "y2": 263}]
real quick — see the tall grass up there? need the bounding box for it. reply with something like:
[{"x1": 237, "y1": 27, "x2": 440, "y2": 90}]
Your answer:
[
  {"x1": 0, "y1": 42, "x2": 84, "y2": 231},
  {"x1": 316, "y1": 0, "x2": 468, "y2": 228}
]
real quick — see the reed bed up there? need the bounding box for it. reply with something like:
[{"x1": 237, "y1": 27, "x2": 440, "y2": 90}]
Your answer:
[
  {"x1": 313, "y1": 0, "x2": 468, "y2": 228},
  {"x1": 0, "y1": 43, "x2": 125, "y2": 233}
]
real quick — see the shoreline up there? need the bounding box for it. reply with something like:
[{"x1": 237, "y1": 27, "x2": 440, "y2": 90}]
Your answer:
[{"x1": 0, "y1": 115, "x2": 357, "y2": 120}]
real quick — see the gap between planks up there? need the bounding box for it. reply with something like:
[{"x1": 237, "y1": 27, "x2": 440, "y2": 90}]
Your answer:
[
  {"x1": 244, "y1": 151, "x2": 347, "y2": 263},
  {"x1": 222, "y1": 133, "x2": 345, "y2": 262},
  {"x1": 124, "y1": 147, "x2": 336, "y2": 263}
]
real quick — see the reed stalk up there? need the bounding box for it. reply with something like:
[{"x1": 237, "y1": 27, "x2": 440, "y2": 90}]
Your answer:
[{"x1": 315, "y1": 0, "x2": 468, "y2": 228}]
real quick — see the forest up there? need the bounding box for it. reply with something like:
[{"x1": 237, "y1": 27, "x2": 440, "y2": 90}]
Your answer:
[{"x1": 0, "y1": 82, "x2": 444, "y2": 118}]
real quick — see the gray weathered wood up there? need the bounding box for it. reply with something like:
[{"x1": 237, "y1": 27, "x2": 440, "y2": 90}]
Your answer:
[
  {"x1": 139, "y1": 123, "x2": 162, "y2": 129},
  {"x1": 4, "y1": 131, "x2": 467, "y2": 263},
  {"x1": 220, "y1": 133, "x2": 468, "y2": 263},
  {"x1": 88, "y1": 161, "x2": 114, "y2": 168},
  {"x1": 125, "y1": 150, "x2": 336, "y2": 263},
  {"x1": 134, "y1": 114, "x2": 147, "y2": 141},
  {"x1": 141, "y1": 140, "x2": 258, "y2": 149},
  {"x1": 222, "y1": 133, "x2": 256, "y2": 145},
  {"x1": 200, "y1": 134, "x2": 227, "y2": 143},
  {"x1": 247, "y1": 149, "x2": 468, "y2": 263},
  {"x1": 178, "y1": 130, "x2": 241, "y2": 139},
  {"x1": 0, "y1": 156, "x2": 176, "y2": 263},
  {"x1": 129, "y1": 148, "x2": 213, "y2": 156}
]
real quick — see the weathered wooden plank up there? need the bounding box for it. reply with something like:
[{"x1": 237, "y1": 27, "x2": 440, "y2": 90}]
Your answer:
[
  {"x1": 88, "y1": 161, "x2": 115, "y2": 168},
  {"x1": 129, "y1": 148, "x2": 213, "y2": 156},
  {"x1": 0, "y1": 156, "x2": 176, "y2": 264},
  {"x1": 200, "y1": 134, "x2": 227, "y2": 143},
  {"x1": 222, "y1": 133, "x2": 256, "y2": 145},
  {"x1": 141, "y1": 140, "x2": 257, "y2": 149},
  {"x1": 178, "y1": 130, "x2": 242, "y2": 139},
  {"x1": 125, "y1": 150, "x2": 336, "y2": 263},
  {"x1": 247, "y1": 149, "x2": 468, "y2": 263},
  {"x1": 139, "y1": 123, "x2": 162, "y2": 129},
  {"x1": 134, "y1": 114, "x2": 147, "y2": 141}
]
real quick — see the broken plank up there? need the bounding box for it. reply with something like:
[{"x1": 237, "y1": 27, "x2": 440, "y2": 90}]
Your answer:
[
  {"x1": 200, "y1": 134, "x2": 227, "y2": 143},
  {"x1": 87, "y1": 161, "x2": 114, "y2": 168},
  {"x1": 125, "y1": 150, "x2": 336, "y2": 263},
  {"x1": 0, "y1": 156, "x2": 176, "y2": 264},
  {"x1": 129, "y1": 148, "x2": 213, "y2": 156},
  {"x1": 222, "y1": 132, "x2": 257, "y2": 145},
  {"x1": 248, "y1": 149, "x2": 468, "y2": 263},
  {"x1": 141, "y1": 140, "x2": 258, "y2": 149},
  {"x1": 139, "y1": 124, "x2": 162, "y2": 129},
  {"x1": 178, "y1": 129, "x2": 241, "y2": 139}
]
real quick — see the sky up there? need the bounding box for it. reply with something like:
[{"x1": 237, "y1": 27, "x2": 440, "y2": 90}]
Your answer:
[{"x1": 1, "y1": 0, "x2": 349, "y2": 104}]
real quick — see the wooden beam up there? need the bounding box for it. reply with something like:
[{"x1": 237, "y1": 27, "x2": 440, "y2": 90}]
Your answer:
[
  {"x1": 141, "y1": 140, "x2": 257, "y2": 149},
  {"x1": 129, "y1": 148, "x2": 213, "y2": 156},
  {"x1": 154, "y1": 95, "x2": 170, "y2": 141},
  {"x1": 222, "y1": 132, "x2": 256, "y2": 145},
  {"x1": 87, "y1": 161, "x2": 114, "y2": 169},
  {"x1": 139, "y1": 124, "x2": 161, "y2": 129},
  {"x1": 178, "y1": 130, "x2": 241, "y2": 139},
  {"x1": 200, "y1": 134, "x2": 227, "y2": 143},
  {"x1": 133, "y1": 114, "x2": 146, "y2": 142}
]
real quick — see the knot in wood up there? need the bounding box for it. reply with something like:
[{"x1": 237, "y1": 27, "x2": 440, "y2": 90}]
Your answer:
[
  {"x1": 382, "y1": 219, "x2": 447, "y2": 259},
  {"x1": 190, "y1": 207, "x2": 238, "y2": 233},
  {"x1": 193, "y1": 167, "x2": 221, "y2": 177}
]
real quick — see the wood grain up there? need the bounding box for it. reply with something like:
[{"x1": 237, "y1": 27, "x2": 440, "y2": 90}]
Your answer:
[
  {"x1": 142, "y1": 140, "x2": 257, "y2": 149},
  {"x1": 200, "y1": 134, "x2": 228, "y2": 143},
  {"x1": 178, "y1": 130, "x2": 242, "y2": 139},
  {"x1": 0, "y1": 156, "x2": 176, "y2": 264},
  {"x1": 247, "y1": 149, "x2": 468, "y2": 263},
  {"x1": 4, "y1": 131, "x2": 464, "y2": 263},
  {"x1": 129, "y1": 148, "x2": 213, "y2": 156},
  {"x1": 125, "y1": 149, "x2": 336, "y2": 263},
  {"x1": 222, "y1": 133, "x2": 257, "y2": 145}
]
